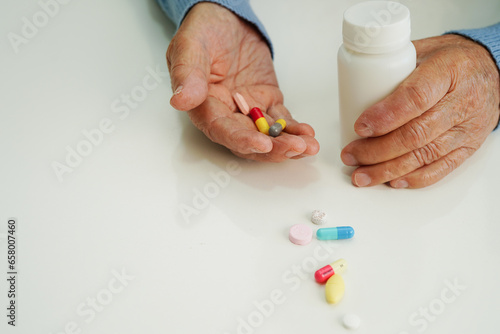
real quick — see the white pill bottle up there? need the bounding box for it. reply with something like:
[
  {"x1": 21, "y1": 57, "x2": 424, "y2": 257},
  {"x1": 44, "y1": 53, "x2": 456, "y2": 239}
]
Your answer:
[{"x1": 338, "y1": 1, "x2": 416, "y2": 147}]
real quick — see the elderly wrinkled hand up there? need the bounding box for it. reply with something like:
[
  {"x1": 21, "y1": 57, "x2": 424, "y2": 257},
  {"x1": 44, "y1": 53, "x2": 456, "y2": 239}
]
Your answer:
[
  {"x1": 166, "y1": 3, "x2": 319, "y2": 162},
  {"x1": 341, "y1": 34, "x2": 500, "y2": 188}
]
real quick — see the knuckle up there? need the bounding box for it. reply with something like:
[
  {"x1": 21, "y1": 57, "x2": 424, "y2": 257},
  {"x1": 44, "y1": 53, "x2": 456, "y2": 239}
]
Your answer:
[
  {"x1": 420, "y1": 172, "x2": 436, "y2": 187},
  {"x1": 411, "y1": 150, "x2": 426, "y2": 167},
  {"x1": 412, "y1": 142, "x2": 442, "y2": 166},
  {"x1": 187, "y1": 111, "x2": 214, "y2": 141},
  {"x1": 441, "y1": 152, "x2": 462, "y2": 172},
  {"x1": 166, "y1": 46, "x2": 172, "y2": 69},
  {"x1": 382, "y1": 168, "x2": 398, "y2": 182},
  {"x1": 437, "y1": 147, "x2": 472, "y2": 177},
  {"x1": 166, "y1": 34, "x2": 191, "y2": 71},
  {"x1": 166, "y1": 38, "x2": 178, "y2": 71},
  {"x1": 442, "y1": 158, "x2": 456, "y2": 171},
  {"x1": 205, "y1": 127, "x2": 216, "y2": 143},
  {"x1": 450, "y1": 147, "x2": 475, "y2": 168},
  {"x1": 401, "y1": 80, "x2": 434, "y2": 111},
  {"x1": 205, "y1": 118, "x2": 224, "y2": 144},
  {"x1": 399, "y1": 121, "x2": 430, "y2": 150}
]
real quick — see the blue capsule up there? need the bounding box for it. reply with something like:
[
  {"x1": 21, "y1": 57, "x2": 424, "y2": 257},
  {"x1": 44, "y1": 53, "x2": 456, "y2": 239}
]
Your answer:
[{"x1": 316, "y1": 226, "x2": 355, "y2": 240}]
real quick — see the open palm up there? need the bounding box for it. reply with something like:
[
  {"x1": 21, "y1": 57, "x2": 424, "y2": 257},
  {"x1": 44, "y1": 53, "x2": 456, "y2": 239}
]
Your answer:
[{"x1": 167, "y1": 3, "x2": 319, "y2": 161}]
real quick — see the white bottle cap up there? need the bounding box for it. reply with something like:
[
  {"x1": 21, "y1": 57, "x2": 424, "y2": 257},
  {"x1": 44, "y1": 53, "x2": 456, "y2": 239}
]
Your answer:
[{"x1": 342, "y1": 1, "x2": 411, "y2": 54}]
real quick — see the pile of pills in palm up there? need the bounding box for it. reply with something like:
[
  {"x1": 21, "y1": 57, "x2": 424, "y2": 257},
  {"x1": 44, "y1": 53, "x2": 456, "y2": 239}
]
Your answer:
[{"x1": 233, "y1": 92, "x2": 287, "y2": 137}]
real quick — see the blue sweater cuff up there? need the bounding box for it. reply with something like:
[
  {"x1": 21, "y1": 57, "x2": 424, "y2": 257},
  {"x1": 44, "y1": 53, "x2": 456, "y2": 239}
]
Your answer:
[
  {"x1": 446, "y1": 22, "x2": 500, "y2": 71},
  {"x1": 156, "y1": 0, "x2": 273, "y2": 57}
]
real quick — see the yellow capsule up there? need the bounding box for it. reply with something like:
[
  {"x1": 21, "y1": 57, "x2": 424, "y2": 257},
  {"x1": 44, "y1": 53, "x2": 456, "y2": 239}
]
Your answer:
[
  {"x1": 255, "y1": 118, "x2": 270, "y2": 135},
  {"x1": 276, "y1": 119, "x2": 286, "y2": 129},
  {"x1": 269, "y1": 119, "x2": 286, "y2": 137},
  {"x1": 325, "y1": 274, "x2": 345, "y2": 304}
]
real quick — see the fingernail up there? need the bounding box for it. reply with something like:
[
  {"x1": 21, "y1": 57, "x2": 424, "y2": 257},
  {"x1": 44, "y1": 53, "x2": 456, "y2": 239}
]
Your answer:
[
  {"x1": 356, "y1": 122, "x2": 373, "y2": 137},
  {"x1": 342, "y1": 153, "x2": 358, "y2": 166},
  {"x1": 173, "y1": 85, "x2": 183, "y2": 96},
  {"x1": 354, "y1": 173, "x2": 371, "y2": 187},
  {"x1": 393, "y1": 180, "x2": 409, "y2": 189},
  {"x1": 286, "y1": 150, "x2": 301, "y2": 158}
]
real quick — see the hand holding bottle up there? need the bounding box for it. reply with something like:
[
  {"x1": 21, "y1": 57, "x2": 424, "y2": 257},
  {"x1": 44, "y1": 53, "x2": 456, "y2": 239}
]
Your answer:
[{"x1": 341, "y1": 34, "x2": 500, "y2": 188}]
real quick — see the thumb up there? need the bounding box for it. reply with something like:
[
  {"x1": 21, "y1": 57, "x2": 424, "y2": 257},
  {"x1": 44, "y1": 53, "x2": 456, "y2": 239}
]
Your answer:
[{"x1": 167, "y1": 35, "x2": 211, "y2": 111}]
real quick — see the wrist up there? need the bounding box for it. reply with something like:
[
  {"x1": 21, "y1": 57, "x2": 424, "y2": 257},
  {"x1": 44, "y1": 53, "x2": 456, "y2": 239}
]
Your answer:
[
  {"x1": 182, "y1": 2, "x2": 242, "y2": 28},
  {"x1": 176, "y1": 1, "x2": 274, "y2": 57},
  {"x1": 451, "y1": 33, "x2": 500, "y2": 129}
]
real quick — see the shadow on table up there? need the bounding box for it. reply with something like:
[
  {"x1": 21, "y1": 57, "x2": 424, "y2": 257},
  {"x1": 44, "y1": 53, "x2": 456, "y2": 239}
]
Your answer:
[
  {"x1": 174, "y1": 113, "x2": 321, "y2": 190},
  {"x1": 171, "y1": 113, "x2": 322, "y2": 232}
]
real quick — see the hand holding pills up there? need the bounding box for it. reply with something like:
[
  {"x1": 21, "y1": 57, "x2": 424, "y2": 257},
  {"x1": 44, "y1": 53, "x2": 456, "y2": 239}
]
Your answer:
[
  {"x1": 235, "y1": 94, "x2": 287, "y2": 137},
  {"x1": 166, "y1": 3, "x2": 319, "y2": 162}
]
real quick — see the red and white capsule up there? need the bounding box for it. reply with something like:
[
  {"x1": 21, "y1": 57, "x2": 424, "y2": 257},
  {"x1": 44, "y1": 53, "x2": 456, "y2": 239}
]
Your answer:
[{"x1": 315, "y1": 259, "x2": 347, "y2": 284}]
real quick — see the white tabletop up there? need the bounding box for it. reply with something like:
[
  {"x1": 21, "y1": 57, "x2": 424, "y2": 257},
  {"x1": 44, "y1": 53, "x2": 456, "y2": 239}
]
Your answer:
[{"x1": 2, "y1": 0, "x2": 500, "y2": 333}]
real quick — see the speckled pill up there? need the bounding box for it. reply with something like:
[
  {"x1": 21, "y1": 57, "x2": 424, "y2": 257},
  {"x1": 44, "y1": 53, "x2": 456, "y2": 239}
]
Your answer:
[{"x1": 311, "y1": 210, "x2": 327, "y2": 225}]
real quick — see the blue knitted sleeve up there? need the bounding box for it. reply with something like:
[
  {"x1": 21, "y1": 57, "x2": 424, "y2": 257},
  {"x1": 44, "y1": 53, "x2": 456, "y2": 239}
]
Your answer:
[
  {"x1": 156, "y1": 0, "x2": 273, "y2": 56},
  {"x1": 447, "y1": 22, "x2": 500, "y2": 71}
]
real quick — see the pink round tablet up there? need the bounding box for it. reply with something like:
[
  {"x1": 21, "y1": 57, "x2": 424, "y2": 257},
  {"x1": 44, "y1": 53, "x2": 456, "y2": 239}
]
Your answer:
[{"x1": 289, "y1": 224, "x2": 313, "y2": 245}]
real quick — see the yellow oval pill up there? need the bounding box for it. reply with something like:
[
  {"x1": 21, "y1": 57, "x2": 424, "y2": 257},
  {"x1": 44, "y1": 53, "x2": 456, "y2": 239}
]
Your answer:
[{"x1": 325, "y1": 274, "x2": 345, "y2": 304}]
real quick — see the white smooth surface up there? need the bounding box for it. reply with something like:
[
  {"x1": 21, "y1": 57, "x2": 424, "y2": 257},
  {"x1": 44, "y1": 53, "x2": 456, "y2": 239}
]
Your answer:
[{"x1": 1, "y1": 0, "x2": 500, "y2": 333}]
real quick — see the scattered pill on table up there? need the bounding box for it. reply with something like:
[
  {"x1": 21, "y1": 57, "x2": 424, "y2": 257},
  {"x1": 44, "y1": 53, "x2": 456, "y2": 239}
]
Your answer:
[
  {"x1": 233, "y1": 92, "x2": 250, "y2": 115},
  {"x1": 342, "y1": 314, "x2": 361, "y2": 330},
  {"x1": 314, "y1": 258, "x2": 347, "y2": 284},
  {"x1": 289, "y1": 224, "x2": 313, "y2": 246},
  {"x1": 249, "y1": 107, "x2": 270, "y2": 135},
  {"x1": 325, "y1": 273, "x2": 345, "y2": 304},
  {"x1": 311, "y1": 210, "x2": 327, "y2": 225},
  {"x1": 316, "y1": 226, "x2": 355, "y2": 240},
  {"x1": 269, "y1": 119, "x2": 286, "y2": 137}
]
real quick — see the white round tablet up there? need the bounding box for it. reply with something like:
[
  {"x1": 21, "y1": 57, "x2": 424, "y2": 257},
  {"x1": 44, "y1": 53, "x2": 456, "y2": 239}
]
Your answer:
[
  {"x1": 343, "y1": 314, "x2": 361, "y2": 330},
  {"x1": 311, "y1": 210, "x2": 327, "y2": 225}
]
